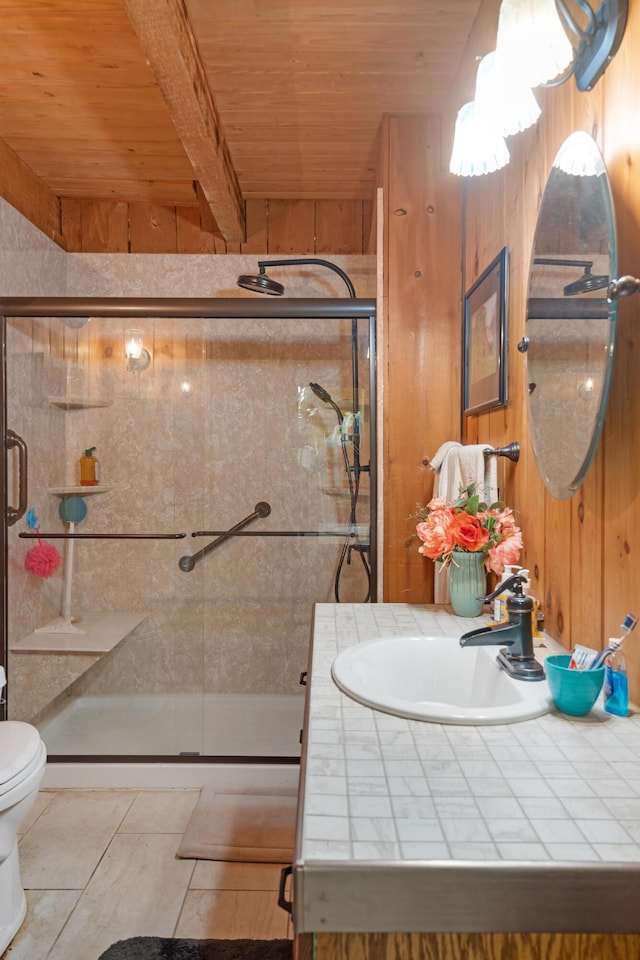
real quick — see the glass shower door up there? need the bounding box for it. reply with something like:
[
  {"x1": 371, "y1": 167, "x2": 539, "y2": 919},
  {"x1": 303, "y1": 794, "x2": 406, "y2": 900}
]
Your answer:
[{"x1": 4, "y1": 306, "x2": 373, "y2": 761}]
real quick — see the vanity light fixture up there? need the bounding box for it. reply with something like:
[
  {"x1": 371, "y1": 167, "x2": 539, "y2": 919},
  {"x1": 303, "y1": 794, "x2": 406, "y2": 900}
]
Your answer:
[
  {"x1": 474, "y1": 51, "x2": 541, "y2": 138},
  {"x1": 449, "y1": 0, "x2": 628, "y2": 177},
  {"x1": 124, "y1": 328, "x2": 151, "y2": 372},
  {"x1": 495, "y1": 0, "x2": 574, "y2": 90},
  {"x1": 449, "y1": 100, "x2": 510, "y2": 177}
]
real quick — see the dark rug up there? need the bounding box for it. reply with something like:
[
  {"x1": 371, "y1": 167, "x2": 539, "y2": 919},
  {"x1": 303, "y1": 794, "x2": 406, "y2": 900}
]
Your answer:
[{"x1": 98, "y1": 938, "x2": 293, "y2": 960}]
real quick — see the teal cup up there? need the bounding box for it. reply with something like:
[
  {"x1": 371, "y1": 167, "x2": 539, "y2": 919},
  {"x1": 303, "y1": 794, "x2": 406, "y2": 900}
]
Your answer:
[{"x1": 545, "y1": 654, "x2": 605, "y2": 716}]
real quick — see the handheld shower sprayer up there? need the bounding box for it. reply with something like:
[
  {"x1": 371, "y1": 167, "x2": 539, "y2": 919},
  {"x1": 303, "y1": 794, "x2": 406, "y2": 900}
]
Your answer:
[
  {"x1": 308, "y1": 380, "x2": 369, "y2": 601},
  {"x1": 309, "y1": 382, "x2": 344, "y2": 424}
]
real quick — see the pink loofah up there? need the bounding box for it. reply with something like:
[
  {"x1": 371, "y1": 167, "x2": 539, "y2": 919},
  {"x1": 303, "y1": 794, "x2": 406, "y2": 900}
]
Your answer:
[{"x1": 25, "y1": 540, "x2": 63, "y2": 578}]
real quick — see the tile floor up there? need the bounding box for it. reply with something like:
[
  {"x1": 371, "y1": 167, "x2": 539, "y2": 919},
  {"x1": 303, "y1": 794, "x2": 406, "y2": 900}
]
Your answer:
[{"x1": 3, "y1": 788, "x2": 292, "y2": 960}]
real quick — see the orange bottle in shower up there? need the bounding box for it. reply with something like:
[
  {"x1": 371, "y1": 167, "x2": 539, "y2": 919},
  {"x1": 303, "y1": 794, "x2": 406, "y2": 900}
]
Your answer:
[{"x1": 79, "y1": 447, "x2": 99, "y2": 485}]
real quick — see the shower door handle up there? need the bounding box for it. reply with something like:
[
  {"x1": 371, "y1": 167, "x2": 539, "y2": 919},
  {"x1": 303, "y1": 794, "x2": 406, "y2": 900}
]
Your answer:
[
  {"x1": 277, "y1": 865, "x2": 293, "y2": 914},
  {"x1": 6, "y1": 429, "x2": 28, "y2": 526}
]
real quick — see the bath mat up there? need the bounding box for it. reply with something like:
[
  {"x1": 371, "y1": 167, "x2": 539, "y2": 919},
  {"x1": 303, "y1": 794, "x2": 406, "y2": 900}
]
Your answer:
[
  {"x1": 176, "y1": 786, "x2": 296, "y2": 862},
  {"x1": 98, "y1": 937, "x2": 293, "y2": 960}
]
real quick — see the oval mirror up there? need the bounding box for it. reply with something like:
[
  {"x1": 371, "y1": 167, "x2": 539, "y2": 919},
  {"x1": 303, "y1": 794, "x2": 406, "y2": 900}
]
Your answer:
[{"x1": 524, "y1": 131, "x2": 618, "y2": 500}]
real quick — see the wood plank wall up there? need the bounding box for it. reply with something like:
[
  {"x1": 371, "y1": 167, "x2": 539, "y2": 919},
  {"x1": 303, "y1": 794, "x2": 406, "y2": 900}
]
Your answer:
[
  {"x1": 453, "y1": 0, "x2": 640, "y2": 702},
  {"x1": 59, "y1": 197, "x2": 374, "y2": 255},
  {"x1": 379, "y1": 115, "x2": 461, "y2": 602}
]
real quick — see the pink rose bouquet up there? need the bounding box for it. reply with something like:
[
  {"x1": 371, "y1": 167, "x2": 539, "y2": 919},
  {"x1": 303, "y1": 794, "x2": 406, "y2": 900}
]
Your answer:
[{"x1": 414, "y1": 483, "x2": 523, "y2": 576}]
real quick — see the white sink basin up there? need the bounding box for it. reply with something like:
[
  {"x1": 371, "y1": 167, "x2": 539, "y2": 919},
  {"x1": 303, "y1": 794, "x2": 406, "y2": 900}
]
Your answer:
[{"x1": 331, "y1": 635, "x2": 552, "y2": 725}]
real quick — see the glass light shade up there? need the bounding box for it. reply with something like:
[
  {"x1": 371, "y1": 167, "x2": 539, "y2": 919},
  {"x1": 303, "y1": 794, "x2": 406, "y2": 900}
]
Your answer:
[
  {"x1": 552, "y1": 130, "x2": 605, "y2": 177},
  {"x1": 449, "y1": 101, "x2": 510, "y2": 177},
  {"x1": 495, "y1": 0, "x2": 574, "y2": 88},
  {"x1": 125, "y1": 328, "x2": 144, "y2": 360},
  {"x1": 475, "y1": 51, "x2": 541, "y2": 137}
]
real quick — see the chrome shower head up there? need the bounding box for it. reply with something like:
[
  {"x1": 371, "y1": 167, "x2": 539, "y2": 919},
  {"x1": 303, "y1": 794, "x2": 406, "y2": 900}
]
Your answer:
[
  {"x1": 309, "y1": 382, "x2": 344, "y2": 424},
  {"x1": 237, "y1": 269, "x2": 284, "y2": 296}
]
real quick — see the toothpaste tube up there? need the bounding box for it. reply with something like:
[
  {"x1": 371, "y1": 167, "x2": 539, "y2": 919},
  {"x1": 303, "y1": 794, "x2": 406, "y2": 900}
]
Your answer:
[{"x1": 569, "y1": 644, "x2": 599, "y2": 670}]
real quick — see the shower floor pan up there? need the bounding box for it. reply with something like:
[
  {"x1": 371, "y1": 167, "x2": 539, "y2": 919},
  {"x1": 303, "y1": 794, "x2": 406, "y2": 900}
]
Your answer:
[{"x1": 37, "y1": 692, "x2": 304, "y2": 759}]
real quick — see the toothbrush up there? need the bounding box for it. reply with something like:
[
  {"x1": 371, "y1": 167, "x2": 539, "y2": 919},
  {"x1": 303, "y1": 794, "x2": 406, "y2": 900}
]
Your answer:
[{"x1": 590, "y1": 612, "x2": 638, "y2": 670}]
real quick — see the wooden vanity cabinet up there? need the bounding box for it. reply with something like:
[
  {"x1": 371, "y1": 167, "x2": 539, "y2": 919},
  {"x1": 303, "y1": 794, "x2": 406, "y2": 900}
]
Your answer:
[{"x1": 307, "y1": 931, "x2": 639, "y2": 960}]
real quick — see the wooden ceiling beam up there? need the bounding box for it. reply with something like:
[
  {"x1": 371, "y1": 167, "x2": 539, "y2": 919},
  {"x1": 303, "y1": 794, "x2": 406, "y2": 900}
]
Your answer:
[
  {"x1": 0, "y1": 138, "x2": 63, "y2": 247},
  {"x1": 124, "y1": 0, "x2": 245, "y2": 242}
]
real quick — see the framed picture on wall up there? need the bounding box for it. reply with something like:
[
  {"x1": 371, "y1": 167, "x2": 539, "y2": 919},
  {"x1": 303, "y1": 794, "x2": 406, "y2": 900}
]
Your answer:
[{"x1": 463, "y1": 246, "x2": 508, "y2": 415}]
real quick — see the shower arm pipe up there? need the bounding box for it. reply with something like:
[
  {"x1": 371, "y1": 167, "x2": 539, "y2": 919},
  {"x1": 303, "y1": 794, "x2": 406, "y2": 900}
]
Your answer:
[
  {"x1": 253, "y1": 259, "x2": 357, "y2": 299},
  {"x1": 179, "y1": 502, "x2": 272, "y2": 572},
  {"x1": 533, "y1": 258, "x2": 594, "y2": 269}
]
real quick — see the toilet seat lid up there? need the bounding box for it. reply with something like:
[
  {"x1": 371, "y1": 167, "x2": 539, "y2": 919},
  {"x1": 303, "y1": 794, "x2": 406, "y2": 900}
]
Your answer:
[{"x1": 0, "y1": 721, "x2": 43, "y2": 785}]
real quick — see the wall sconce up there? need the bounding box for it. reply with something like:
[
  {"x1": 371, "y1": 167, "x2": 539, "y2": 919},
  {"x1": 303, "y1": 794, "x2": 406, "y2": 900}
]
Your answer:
[
  {"x1": 125, "y1": 328, "x2": 151, "y2": 372},
  {"x1": 449, "y1": 100, "x2": 510, "y2": 177},
  {"x1": 450, "y1": 0, "x2": 628, "y2": 177}
]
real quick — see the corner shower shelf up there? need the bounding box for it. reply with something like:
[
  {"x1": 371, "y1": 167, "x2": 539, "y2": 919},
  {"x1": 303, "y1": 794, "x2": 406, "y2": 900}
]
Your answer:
[
  {"x1": 48, "y1": 396, "x2": 113, "y2": 410},
  {"x1": 48, "y1": 486, "x2": 113, "y2": 498},
  {"x1": 11, "y1": 611, "x2": 147, "y2": 654}
]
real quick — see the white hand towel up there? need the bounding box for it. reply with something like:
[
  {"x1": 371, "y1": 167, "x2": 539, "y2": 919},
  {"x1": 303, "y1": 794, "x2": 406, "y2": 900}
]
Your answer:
[
  {"x1": 458, "y1": 444, "x2": 486, "y2": 492},
  {"x1": 484, "y1": 448, "x2": 499, "y2": 505},
  {"x1": 458, "y1": 444, "x2": 499, "y2": 504},
  {"x1": 428, "y1": 442, "x2": 500, "y2": 605},
  {"x1": 430, "y1": 441, "x2": 464, "y2": 503},
  {"x1": 429, "y1": 440, "x2": 462, "y2": 475},
  {"x1": 429, "y1": 441, "x2": 464, "y2": 604}
]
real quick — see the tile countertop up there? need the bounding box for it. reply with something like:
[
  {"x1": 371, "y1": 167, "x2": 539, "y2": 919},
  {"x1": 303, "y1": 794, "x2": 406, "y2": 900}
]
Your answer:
[{"x1": 291, "y1": 603, "x2": 640, "y2": 935}]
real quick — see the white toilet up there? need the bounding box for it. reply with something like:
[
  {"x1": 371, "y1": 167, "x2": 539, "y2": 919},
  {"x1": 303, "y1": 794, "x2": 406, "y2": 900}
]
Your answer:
[{"x1": 0, "y1": 667, "x2": 47, "y2": 954}]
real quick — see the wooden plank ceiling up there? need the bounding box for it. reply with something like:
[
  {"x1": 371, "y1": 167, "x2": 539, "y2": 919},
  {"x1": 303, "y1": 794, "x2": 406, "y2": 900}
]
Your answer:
[{"x1": 0, "y1": 0, "x2": 482, "y2": 242}]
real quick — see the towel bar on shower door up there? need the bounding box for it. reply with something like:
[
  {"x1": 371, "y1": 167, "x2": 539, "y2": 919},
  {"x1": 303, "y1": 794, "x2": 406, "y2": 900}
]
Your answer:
[{"x1": 19, "y1": 532, "x2": 187, "y2": 539}]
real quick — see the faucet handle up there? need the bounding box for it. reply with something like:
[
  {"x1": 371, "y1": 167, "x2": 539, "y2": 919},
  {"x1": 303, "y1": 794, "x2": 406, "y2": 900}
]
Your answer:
[{"x1": 479, "y1": 574, "x2": 526, "y2": 604}]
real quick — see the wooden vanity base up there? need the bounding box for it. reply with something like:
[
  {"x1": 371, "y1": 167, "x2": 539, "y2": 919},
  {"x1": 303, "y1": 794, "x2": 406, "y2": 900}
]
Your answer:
[{"x1": 311, "y1": 932, "x2": 640, "y2": 960}]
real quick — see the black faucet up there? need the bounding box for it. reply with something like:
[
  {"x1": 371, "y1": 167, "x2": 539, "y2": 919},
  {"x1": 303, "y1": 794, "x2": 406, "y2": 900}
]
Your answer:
[{"x1": 459, "y1": 574, "x2": 545, "y2": 682}]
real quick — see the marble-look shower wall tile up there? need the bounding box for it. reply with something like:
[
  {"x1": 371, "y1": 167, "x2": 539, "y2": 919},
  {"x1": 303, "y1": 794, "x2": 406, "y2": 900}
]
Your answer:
[
  {"x1": 66, "y1": 254, "x2": 375, "y2": 300},
  {"x1": 0, "y1": 197, "x2": 67, "y2": 296},
  {"x1": 10, "y1": 651, "x2": 102, "y2": 722}
]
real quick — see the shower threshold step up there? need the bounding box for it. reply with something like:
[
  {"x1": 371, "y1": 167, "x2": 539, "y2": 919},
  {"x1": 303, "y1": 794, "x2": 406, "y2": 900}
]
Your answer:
[{"x1": 11, "y1": 611, "x2": 147, "y2": 653}]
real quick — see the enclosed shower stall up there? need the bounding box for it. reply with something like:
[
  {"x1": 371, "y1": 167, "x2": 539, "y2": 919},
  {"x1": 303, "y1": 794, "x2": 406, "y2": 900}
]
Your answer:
[{"x1": 1, "y1": 293, "x2": 375, "y2": 765}]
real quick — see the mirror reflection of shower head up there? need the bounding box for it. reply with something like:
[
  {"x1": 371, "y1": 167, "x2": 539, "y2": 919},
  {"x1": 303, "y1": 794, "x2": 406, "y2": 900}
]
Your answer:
[
  {"x1": 309, "y1": 382, "x2": 344, "y2": 424},
  {"x1": 237, "y1": 267, "x2": 284, "y2": 296},
  {"x1": 563, "y1": 269, "x2": 610, "y2": 296},
  {"x1": 533, "y1": 257, "x2": 610, "y2": 297}
]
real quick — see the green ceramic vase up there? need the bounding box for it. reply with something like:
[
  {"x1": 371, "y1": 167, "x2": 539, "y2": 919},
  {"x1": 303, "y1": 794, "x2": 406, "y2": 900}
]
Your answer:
[{"x1": 448, "y1": 550, "x2": 487, "y2": 617}]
